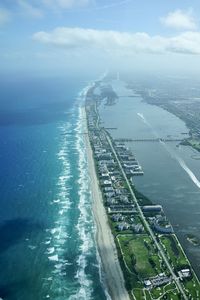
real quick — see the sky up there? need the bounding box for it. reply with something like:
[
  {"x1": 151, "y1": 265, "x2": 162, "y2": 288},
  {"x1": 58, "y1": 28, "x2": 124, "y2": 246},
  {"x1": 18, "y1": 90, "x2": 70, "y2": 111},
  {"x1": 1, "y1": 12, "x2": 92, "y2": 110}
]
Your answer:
[{"x1": 1, "y1": 0, "x2": 200, "y2": 76}]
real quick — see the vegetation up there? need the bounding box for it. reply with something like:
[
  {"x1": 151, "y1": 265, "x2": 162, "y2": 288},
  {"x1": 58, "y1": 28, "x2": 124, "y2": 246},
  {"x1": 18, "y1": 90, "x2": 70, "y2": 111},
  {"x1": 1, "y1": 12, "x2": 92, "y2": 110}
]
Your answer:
[
  {"x1": 181, "y1": 137, "x2": 200, "y2": 152},
  {"x1": 160, "y1": 235, "x2": 188, "y2": 268},
  {"x1": 118, "y1": 234, "x2": 161, "y2": 278},
  {"x1": 87, "y1": 93, "x2": 200, "y2": 299},
  {"x1": 133, "y1": 189, "x2": 153, "y2": 206}
]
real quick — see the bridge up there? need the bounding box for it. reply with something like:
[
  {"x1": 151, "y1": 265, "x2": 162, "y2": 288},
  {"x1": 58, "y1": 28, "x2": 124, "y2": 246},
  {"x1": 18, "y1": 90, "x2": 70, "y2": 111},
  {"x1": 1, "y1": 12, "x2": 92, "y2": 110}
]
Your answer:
[{"x1": 114, "y1": 138, "x2": 182, "y2": 143}]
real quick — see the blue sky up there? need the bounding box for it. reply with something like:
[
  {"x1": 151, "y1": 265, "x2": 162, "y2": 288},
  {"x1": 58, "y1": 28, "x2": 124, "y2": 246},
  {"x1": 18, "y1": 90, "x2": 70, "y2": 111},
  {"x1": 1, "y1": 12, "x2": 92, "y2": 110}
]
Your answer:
[{"x1": 1, "y1": 0, "x2": 200, "y2": 75}]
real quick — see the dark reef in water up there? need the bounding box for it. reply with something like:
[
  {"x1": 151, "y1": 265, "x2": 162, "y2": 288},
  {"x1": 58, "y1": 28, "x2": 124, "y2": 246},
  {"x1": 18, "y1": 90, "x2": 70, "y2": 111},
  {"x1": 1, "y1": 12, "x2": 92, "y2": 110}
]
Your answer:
[{"x1": 0, "y1": 218, "x2": 43, "y2": 253}]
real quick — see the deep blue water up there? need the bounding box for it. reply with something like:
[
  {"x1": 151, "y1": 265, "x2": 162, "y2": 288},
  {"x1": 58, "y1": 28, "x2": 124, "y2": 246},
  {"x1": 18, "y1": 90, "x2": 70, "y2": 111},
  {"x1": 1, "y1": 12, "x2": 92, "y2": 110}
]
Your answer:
[{"x1": 0, "y1": 75, "x2": 107, "y2": 300}]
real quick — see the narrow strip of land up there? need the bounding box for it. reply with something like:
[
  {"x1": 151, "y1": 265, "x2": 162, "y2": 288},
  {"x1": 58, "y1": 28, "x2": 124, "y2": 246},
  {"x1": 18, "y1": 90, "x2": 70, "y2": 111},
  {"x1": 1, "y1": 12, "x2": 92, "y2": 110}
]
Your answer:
[
  {"x1": 104, "y1": 130, "x2": 188, "y2": 300},
  {"x1": 83, "y1": 107, "x2": 130, "y2": 300}
]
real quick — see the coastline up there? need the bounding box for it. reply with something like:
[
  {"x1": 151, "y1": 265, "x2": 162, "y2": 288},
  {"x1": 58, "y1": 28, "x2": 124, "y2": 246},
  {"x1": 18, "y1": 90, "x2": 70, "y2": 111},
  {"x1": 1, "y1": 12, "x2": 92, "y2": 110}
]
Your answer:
[
  {"x1": 82, "y1": 106, "x2": 130, "y2": 300},
  {"x1": 80, "y1": 79, "x2": 200, "y2": 298}
]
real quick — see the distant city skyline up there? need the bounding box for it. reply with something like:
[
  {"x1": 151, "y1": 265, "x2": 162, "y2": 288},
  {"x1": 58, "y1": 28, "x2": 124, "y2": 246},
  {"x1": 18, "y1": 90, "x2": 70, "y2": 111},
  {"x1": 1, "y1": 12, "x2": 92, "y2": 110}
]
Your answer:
[{"x1": 1, "y1": 0, "x2": 200, "y2": 75}]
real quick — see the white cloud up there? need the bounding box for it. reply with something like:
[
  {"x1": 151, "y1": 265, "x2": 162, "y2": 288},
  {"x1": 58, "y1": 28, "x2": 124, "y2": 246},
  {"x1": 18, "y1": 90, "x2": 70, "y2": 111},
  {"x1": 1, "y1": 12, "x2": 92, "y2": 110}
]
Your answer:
[
  {"x1": 0, "y1": 8, "x2": 11, "y2": 25},
  {"x1": 161, "y1": 9, "x2": 197, "y2": 31},
  {"x1": 93, "y1": 0, "x2": 131, "y2": 10},
  {"x1": 33, "y1": 27, "x2": 200, "y2": 56},
  {"x1": 18, "y1": 0, "x2": 44, "y2": 18},
  {"x1": 43, "y1": 0, "x2": 90, "y2": 9}
]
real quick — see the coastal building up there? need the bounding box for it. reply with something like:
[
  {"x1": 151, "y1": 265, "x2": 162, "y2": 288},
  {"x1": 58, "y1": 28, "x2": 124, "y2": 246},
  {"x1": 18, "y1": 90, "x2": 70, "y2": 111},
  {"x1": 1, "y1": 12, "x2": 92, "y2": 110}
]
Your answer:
[
  {"x1": 108, "y1": 205, "x2": 137, "y2": 214},
  {"x1": 144, "y1": 279, "x2": 152, "y2": 289},
  {"x1": 99, "y1": 172, "x2": 110, "y2": 180},
  {"x1": 153, "y1": 215, "x2": 174, "y2": 234},
  {"x1": 144, "y1": 274, "x2": 171, "y2": 289},
  {"x1": 101, "y1": 180, "x2": 112, "y2": 187},
  {"x1": 104, "y1": 187, "x2": 114, "y2": 193},
  {"x1": 142, "y1": 205, "x2": 162, "y2": 212},
  {"x1": 116, "y1": 222, "x2": 130, "y2": 231},
  {"x1": 132, "y1": 224, "x2": 144, "y2": 233},
  {"x1": 153, "y1": 223, "x2": 173, "y2": 234},
  {"x1": 119, "y1": 195, "x2": 129, "y2": 204},
  {"x1": 178, "y1": 269, "x2": 191, "y2": 279},
  {"x1": 130, "y1": 170, "x2": 144, "y2": 176},
  {"x1": 104, "y1": 192, "x2": 115, "y2": 198},
  {"x1": 111, "y1": 214, "x2": 124, "y2": 222}
]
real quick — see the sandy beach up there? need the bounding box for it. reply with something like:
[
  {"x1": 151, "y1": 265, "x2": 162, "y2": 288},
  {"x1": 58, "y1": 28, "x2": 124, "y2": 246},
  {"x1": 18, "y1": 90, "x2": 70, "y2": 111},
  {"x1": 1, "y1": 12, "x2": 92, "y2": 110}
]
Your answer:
[{"x1": 82, "y1": 107, "x2": 130, "y2": 300}]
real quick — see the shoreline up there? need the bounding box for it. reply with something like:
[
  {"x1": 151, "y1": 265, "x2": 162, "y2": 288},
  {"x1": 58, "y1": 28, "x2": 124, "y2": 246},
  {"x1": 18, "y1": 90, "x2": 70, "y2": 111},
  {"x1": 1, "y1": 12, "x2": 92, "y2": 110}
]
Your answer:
[
  {"x1": 81, "y1": 79, "x2": 200, "y2": 298},
  {"x1": 82, "y1": 106, "x2": 130, "y2": 300}
]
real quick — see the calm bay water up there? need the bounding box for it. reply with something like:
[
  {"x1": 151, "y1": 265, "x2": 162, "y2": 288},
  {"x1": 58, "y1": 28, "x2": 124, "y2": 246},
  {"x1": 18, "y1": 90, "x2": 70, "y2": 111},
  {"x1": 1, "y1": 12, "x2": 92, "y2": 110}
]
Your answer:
[
  {"x1": 99, "y1": 80, "x2": 200, "y2": 278},
  {"x1": 0, "y1": 75, "x2": 107, "y2": 300}
]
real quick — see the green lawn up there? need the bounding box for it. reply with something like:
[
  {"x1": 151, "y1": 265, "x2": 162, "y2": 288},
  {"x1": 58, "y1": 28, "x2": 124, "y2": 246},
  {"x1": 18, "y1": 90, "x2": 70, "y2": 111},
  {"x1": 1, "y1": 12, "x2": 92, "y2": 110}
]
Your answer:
[
  {"x1": 184, "y1": 277, "x2": 200, "y2": 299},
  {"x1": 160, "y1": 235, "x2": 188, "y2": 267},
  {"x1": 132, "y1": 288, "x2": 145, "y2": 299},
  {"x1": 118, "y1": 234, "x2": 161, "y2": 279},
  {"x1": 160, "y1": 234, "x2": 200, "y2": 298},
  {"x1": 117, "y1": 232, "x2": 200, "y2": 299},
  {"x1": 145, "y1": 286, "x2": 181, "y2": 300}
]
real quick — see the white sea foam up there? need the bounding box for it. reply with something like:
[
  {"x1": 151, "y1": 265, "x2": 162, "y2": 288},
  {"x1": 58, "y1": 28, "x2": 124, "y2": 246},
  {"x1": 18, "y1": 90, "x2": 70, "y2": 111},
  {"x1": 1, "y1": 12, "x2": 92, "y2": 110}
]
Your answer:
[
  {"x1": 70, "y1": 92, "x2": 110, "y2": 299},
  {"x1": 48, "y1": 255, "x2": 59, "y2": 261},
  {"x1": 55, "y1": 263, "x2": 63, "y2": 269},
  {"x1": 50, "y1": 228, "x2": 58, "y2": 235},
  {"x1": 72, "y1": 106, "x2": 94, "y2": 299},
  {"x1": 56, "y1": 238, "x2": 65, "y2": 245},
  {"x1": 28, "y1": 245, "x2": 37, "y2": 250},
  {"x1": 44, "y1": 240, "x2": 51, "y2": 245},
  {"x1": 52, "y1": 269, "x2": 60, "y2": 274},
  {"x1": 44, "y1": 120, "x2": 74, "y2": 295},
  {"x1": 53, "y1": 199, "x2": 60, "y2": 203},
  {"x1": 47, "y1": 247, "x2": 55, "y2": 254},
  {"x1": 45, "y1": 84, "x2": 107, "y2": 298},
  {"x1": 60, "y1": 272, "x2": 66, "y2": 276},
  {"x1": 43, "y1": 277, "x2": 53, "y2": 281}
]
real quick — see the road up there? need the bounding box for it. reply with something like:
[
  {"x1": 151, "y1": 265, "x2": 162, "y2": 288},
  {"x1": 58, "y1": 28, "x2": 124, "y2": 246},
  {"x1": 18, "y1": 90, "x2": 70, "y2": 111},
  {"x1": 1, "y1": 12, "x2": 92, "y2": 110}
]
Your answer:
[{"x1": 104, "y1": 130, "x2": 188, "y2": 300}]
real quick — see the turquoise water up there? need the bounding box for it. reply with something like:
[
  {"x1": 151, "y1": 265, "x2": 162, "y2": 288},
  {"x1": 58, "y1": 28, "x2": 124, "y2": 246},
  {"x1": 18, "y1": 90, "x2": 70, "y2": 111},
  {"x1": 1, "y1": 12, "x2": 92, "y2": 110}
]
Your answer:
[
  {"x1": 0, "y1": 76, "x2": 107, "y2": 300},
  {"x1": 99, "y1": 80, "x2": 200, "y2": 278}
]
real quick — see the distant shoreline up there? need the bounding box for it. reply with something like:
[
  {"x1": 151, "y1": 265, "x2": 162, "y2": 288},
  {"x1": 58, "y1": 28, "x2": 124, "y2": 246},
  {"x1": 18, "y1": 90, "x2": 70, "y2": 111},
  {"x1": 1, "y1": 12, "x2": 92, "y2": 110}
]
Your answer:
[{"x1": 82, "y1": 106, "x2": 130, "y2": 300}]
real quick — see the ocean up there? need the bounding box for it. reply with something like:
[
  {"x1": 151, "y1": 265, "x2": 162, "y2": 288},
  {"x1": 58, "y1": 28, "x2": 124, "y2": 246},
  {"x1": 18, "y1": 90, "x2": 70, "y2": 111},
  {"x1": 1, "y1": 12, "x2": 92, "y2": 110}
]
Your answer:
[{"x1": 0, "y1": 74, "x2": 107, "y2": 300}]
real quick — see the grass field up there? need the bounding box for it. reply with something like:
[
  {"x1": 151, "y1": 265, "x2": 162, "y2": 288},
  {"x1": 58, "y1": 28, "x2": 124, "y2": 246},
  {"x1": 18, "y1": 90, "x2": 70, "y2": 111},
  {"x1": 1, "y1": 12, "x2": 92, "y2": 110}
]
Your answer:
[
  {"x1": 117, "y1": 234, "x2": 162, "y2": 279},
  {"x1": 160, "y1": 235, "x2": 188, "y2": 267},
  {"x1": 184, "y1": 277, "x2": 200, "y2": 299},
  {"x1": 160, "y1": 234, "x2": 200, "y2": 298}
]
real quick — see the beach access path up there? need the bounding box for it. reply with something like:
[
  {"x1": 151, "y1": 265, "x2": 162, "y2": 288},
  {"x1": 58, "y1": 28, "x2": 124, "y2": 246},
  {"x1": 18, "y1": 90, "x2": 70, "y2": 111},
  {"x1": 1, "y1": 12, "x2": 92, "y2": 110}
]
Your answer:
[{"x1": 82, "y1": 107, "x2": 130, "y2": 300}]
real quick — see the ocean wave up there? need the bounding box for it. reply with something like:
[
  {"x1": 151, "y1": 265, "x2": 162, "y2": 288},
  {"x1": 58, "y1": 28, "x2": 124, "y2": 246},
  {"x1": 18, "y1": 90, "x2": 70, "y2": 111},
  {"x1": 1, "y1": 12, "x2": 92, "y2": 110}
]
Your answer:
[
  {"x1": 43, "y1": 119, "x2": 74, "y2": 294},
  {"x1": 71, "y1": 106, "x2": 95, "y2": 299},
  {"x1": 68, "y1": 101, "x2": 110, "y2": 300},
  {"x1": 43, "y1": 84, "x2": 108, "y2": 299},
  {"x1": 46, "y1": 247, "x2": 55, "y2": 254},
  {"x1": 28, "y1": 245, "x2": 37, "y2": 250},
  {"x1": 48, "y1": 255, "x2": 59, "y2": 261}
]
